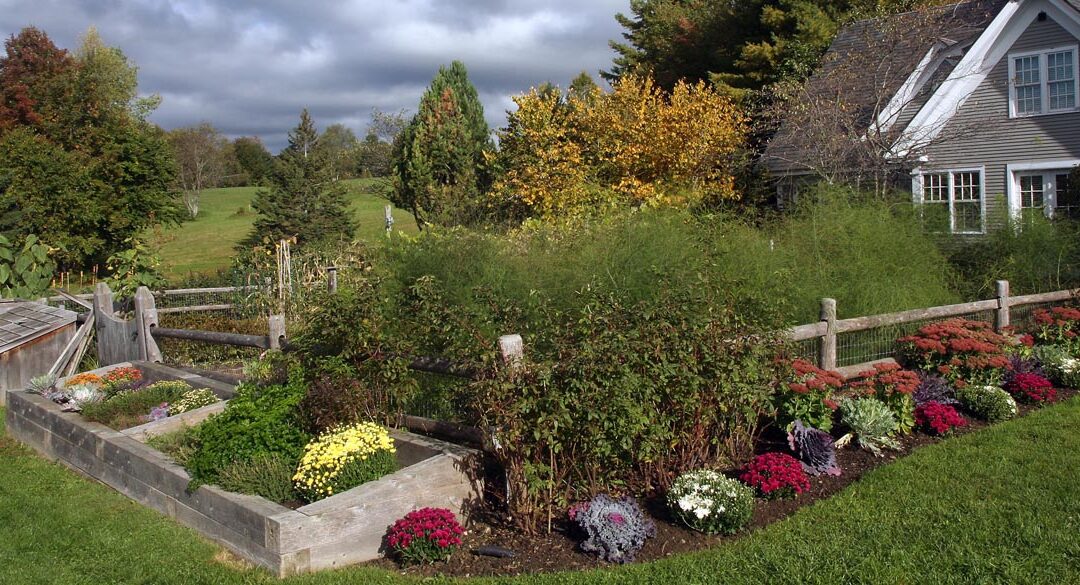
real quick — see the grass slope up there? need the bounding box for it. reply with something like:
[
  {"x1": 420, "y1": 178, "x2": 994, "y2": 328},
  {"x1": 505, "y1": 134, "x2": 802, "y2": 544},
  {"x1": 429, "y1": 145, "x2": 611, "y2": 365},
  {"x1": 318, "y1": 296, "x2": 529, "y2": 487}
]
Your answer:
[
  {"x1": 0, "y1": 399, "x2": 1077, "y2": 584},
  {"x1": 154, "y1": 179, "x2": 418, "y2": 279}
]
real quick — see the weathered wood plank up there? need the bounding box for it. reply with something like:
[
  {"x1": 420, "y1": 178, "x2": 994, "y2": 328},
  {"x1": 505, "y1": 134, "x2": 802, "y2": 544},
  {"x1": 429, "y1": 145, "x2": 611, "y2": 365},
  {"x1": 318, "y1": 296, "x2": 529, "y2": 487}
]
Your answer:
[{"x1": 835, "y1": 299, "x2": 999, "y2": 333}]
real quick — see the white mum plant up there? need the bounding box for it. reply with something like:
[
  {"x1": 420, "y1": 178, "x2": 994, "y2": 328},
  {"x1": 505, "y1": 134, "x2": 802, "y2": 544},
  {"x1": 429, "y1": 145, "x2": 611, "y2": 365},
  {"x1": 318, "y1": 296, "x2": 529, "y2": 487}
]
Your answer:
[{"x1": 666, "y1": 469, "x2": 754, "y2": 535}]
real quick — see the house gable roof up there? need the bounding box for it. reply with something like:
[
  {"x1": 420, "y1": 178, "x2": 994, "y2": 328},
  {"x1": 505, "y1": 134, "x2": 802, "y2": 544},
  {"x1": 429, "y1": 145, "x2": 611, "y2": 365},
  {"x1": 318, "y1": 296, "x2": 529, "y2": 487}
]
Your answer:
[
  {"x1": 893, "y1": 0, "x2": 1080, "y2": 157},
  {"x1": 764, "y1": 0, "x2": 1009, "y2": 175}
]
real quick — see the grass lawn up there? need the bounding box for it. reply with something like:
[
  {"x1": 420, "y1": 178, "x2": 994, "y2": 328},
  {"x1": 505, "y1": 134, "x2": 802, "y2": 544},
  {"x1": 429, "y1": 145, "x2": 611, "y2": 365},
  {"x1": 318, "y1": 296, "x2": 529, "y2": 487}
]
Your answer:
[
  {"x1": 1, "y1": 398, "x2": 1078, "y2": 584},
  {"x1": 152, "y1": 178, "x2": 418, "y2": 280}
]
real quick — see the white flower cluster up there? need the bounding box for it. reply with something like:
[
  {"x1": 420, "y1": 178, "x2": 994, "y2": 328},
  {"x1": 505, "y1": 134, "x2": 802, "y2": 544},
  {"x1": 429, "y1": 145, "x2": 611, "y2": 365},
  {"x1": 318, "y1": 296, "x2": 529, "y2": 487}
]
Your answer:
[{"x1": 666, "y1": 469, "x2": 753, "y2": 535}]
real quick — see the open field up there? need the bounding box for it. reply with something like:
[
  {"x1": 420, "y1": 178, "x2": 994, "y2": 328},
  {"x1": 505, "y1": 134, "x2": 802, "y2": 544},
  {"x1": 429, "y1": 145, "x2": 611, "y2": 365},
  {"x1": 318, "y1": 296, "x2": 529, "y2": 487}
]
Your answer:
[
  {"x1": 152, "y1": 179, "x2": 418, "y2": 279},
  {"x1": 0, "y1": 397, "x2": 1076, "y2": 584}
]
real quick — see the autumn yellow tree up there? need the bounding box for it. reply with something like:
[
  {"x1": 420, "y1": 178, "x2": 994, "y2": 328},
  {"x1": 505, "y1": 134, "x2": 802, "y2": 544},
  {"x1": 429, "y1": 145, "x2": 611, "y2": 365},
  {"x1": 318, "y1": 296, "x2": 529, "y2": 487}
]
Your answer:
[{"x1": 491, "y1": 75, "x2": 747, "y2": 218}]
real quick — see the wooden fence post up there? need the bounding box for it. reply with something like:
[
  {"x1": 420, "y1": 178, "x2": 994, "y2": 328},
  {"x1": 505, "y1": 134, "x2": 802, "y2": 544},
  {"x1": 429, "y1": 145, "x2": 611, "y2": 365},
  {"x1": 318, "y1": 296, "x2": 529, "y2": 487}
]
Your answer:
[
  {"x1": 820, "y1": 298, "x2": 838, "y2": 371},
  {"x1": 268, "y1": 314, "x2": 286, "y2": 350},
  {"x1": 134, "y1": 286, "x2": 162, "y2": 363},
  {"x1": 995, "y1": 280, "x2": 1010, "y2": 332},
  {"x1": 326, "y1": 266, "x2": 338, "y2": 294}
]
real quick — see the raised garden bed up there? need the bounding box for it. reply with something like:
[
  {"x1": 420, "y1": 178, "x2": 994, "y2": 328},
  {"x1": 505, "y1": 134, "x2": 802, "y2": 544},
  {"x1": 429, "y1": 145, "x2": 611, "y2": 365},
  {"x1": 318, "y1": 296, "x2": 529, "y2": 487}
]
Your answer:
[{"x1": 5, "y1": 361, "x2": 481, "y2": 577}]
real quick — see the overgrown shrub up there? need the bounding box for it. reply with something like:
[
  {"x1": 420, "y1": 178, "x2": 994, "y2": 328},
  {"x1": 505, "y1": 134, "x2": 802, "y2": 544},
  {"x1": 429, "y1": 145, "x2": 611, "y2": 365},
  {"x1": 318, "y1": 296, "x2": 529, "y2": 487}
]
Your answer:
[
  {"x1": 573, "y1": 495, "x2": 655, "y2": 563},
  {"x1": 739, "y1": 452, "x2": 810, "y2": 499},
  {"x1": 848, "y1": 362, "x2": 919, "y2": 434},
  {"x1": 185, "y1": 359, "x2": 310, "y2": 485},
  {"x1": 775, "y1": 359, "x2": 841, "y2": 432},
  {"x1": 836, "y1": 398, "x2": 900, "y2": 456},
  {"x1": 216, "y1": 454, "x2": 299, "y2": 503},
  {"x1": 386, "y1": 508, "x2": 465, "y2": 565},
  {"x1": 914, "y1": 401, "x2": 966, "y2": 436},
  {"x1": 787, "y1": 420, "x2": 840, "y2": 476},
  {"x1": 898, "y1": 319, "x2": 1012, "y2": 386},
  {"x1": 666, "y1": 469, "x2": 755, "y2": 535},
  {"x1": 292, "y1": 422, "x2": 396, "y2": 502},
  {"x1": 956, "y1": 385, "x2": 1017, "y2": 423}
]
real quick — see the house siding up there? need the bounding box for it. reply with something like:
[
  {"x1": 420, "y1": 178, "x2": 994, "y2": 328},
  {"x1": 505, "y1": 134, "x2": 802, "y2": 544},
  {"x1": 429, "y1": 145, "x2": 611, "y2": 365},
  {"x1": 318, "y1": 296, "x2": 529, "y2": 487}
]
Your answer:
[{"x1": 921, "y1": 13, "x2": 1080, "y2": 231}]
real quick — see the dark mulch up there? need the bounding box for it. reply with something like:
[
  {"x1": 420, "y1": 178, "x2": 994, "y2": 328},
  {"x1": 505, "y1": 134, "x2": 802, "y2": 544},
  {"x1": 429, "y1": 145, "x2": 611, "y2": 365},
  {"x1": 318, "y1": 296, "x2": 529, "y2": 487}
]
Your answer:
[{"x1": 366, "y1": 388, "x2": 1077, "y2": 579}]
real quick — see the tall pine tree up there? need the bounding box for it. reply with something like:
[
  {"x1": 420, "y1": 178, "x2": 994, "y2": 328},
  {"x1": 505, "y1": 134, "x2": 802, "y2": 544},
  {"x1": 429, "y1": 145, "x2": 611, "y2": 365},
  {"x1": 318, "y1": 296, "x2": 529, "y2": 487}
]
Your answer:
[
  {"x1": 242, "y1": 110, "x2": 355, "y2": 250},
  {"x1": 390, "y1": 61, "x2": 492, "y2": 228}
]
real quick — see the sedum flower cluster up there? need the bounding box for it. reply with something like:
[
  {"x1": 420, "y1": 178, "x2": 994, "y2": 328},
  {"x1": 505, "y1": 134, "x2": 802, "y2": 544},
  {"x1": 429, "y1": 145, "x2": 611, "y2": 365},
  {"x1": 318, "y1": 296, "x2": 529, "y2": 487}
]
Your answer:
[
  {"x1": 666, "y1": 469, "x2": 754, "y2": 535},
  {"x1": 293, "y1": 421, "x2": 396, "y2": 502}
]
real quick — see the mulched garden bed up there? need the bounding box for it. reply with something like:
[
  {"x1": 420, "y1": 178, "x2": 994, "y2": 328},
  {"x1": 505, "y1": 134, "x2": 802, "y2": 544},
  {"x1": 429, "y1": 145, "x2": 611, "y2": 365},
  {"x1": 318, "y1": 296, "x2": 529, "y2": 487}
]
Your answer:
[{"x1": 367, "y1": 387, "x2": 1077, "y2": 579}]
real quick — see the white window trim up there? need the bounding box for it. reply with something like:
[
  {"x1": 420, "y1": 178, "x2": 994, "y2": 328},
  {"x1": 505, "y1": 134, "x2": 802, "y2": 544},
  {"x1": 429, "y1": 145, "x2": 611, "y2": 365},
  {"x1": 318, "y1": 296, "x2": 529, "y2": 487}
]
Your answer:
[
  {"x1": 1006, "y1": 159, "x2": 1080, "y2": 220},
  {"x1": 1007, "y1": 44, "x2": 1080, "y2": 118},
  {"x1": 911, "y1": 166, "x2": 987, "y2": 235}
]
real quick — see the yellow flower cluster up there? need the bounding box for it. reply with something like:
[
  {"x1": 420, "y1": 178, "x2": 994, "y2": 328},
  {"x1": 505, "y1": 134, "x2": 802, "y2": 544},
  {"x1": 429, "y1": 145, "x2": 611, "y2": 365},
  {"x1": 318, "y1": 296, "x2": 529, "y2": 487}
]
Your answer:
[{"x1": 293, "y1": 422, "x2": 395, "y2": 500}]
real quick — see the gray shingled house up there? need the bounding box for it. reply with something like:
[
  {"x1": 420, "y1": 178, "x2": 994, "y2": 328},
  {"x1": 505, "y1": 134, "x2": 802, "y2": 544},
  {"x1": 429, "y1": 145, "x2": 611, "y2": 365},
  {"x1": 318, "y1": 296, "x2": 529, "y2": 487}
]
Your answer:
[{"x1": 763, "y1": 0, "x2": 1080, "y2": 235}]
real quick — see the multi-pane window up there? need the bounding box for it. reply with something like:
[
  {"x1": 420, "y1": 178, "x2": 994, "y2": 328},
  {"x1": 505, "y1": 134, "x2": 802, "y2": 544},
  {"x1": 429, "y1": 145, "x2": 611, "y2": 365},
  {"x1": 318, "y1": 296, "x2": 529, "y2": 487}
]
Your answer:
[
  {"x1": 1014, "y1": 55, "x2": 1042, "y2": 114},
  {"x1": 1013, "y1": 169, "x2": 1080, "y2": 221},
  {"x1": 918, "y1": 170, "x2": 983, "y2": 234},
  {"x1": 1012, "y1": 48, "x2": 1079, "y2": 116}
]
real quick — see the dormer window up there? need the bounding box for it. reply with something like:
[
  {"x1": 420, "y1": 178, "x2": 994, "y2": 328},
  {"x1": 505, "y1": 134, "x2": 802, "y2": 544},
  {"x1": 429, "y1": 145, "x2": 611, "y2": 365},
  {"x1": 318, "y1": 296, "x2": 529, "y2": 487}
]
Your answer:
[{"x1": 1009, "y1": 46, "x2": 1079, "y2": 117}]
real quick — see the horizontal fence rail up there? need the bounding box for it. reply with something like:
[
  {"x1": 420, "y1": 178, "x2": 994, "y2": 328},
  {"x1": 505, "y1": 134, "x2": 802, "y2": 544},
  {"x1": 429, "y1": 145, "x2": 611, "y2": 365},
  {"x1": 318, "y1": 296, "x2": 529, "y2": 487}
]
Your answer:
[
  {"x1": 791, "y1": 281, "x2": 1078, "y2": 375},
  {"x1": 149, "y1": 326, "x2": 274, "y2": 350}
]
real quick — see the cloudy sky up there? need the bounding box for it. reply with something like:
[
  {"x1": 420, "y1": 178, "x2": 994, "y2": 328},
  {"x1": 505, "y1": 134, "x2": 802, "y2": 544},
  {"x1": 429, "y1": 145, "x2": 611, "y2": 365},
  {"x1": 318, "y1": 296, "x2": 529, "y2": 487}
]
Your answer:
[{"x1": 0, "y1": 0, "x2": 631, "y2": 151}]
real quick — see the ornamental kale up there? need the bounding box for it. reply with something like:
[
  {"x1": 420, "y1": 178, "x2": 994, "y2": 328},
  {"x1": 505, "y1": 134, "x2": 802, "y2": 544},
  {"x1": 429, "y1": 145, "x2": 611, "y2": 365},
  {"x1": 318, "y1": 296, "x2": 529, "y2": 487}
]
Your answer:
[
  {"x1": 913, "y1": 373, "x2": 957, "y2": 406},
  {"x1": 575, "y1": 495, "x2": 655, "y2": 563},
  {"x1": 848, "y1": 362, "x2": 919, "y2": 434},
  {"x1": 739, "y1": 452, "x2": 810, "y2": 499},
  {"x1": 787, "y1": 420, "x2": 840, "y2": 477},
  {"x1": 386, "y1": 507, "x2": 465, "y2": 565},
  {"x1": 835, "y1": 398, "x2": 900, "y2": 456}
]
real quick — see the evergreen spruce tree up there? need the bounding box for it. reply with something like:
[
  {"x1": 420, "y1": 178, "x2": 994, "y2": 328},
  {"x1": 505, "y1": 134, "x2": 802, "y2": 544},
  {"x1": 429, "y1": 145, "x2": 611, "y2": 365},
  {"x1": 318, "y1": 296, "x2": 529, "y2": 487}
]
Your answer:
[
  {"x1": 242, "y1": 109, "x2": 355, "y2": 250},
  {"x1": 390, "y1": 61, "x2": 493, "y2": 228}
]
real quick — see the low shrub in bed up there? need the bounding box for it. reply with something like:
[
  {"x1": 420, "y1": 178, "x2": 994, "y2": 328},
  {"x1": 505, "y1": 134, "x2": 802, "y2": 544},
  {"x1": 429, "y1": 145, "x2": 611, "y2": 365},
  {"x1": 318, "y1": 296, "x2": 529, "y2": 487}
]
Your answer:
[
  {"x1": 956, "y1": 385, "x2": 1017, "y2": 423},
  {"x1": 667, "y1": 469, "x2": 754, "y2": 535},
  {"x1": 217, "y1": 454, "x2": 300, "y2": 504}
]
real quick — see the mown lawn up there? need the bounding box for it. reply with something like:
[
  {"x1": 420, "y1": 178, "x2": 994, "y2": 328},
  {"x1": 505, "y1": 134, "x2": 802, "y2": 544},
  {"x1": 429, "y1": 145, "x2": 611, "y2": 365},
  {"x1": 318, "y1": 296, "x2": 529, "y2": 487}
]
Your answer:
[
  {"x1": 153, "y1": 178, "x2": 418, "y2": 279},
  {"x1": 0, "y1": 399, "x2": 1078, "y2": 585}
]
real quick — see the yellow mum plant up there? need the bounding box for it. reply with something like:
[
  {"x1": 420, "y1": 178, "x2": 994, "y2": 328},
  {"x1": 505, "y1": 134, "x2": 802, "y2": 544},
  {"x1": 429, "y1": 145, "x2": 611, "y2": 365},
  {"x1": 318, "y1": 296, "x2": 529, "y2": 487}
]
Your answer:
[{"x1": 293, "y1": 422, "x2": 397, "y2": 502}]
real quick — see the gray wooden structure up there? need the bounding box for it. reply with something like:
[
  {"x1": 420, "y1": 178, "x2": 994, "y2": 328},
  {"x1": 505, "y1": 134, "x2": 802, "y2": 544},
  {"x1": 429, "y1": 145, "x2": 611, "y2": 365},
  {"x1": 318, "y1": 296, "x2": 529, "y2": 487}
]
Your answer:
[{"x1": 0, "y1": 301, "x2": 76, "y2": 405}]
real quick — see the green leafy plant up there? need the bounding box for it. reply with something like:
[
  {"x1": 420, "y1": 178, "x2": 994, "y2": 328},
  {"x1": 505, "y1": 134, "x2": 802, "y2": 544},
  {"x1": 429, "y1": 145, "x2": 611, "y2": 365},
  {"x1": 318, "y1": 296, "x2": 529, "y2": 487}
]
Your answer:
[
  {"x1": 835, "y1": 398, "x2": 900, "y2": 456},
  {"x1": 0, "y1": 234, "x2": 57, "y2": 299},
  {"x1": 185, "y1": 362, "x2": 311, "y2": 485},
  {"x1": 105, "y1": 237, "x2": 167, "y2": 300},
  {"x1": 146, "y1": 426, "x2": 200, "y2": 466},
  {"x1": 956, "y1": 385, "x2": 1017, "y2": 423},
  {"x1": 80, "y1": 381, "x2": 191, "y2": 429}
]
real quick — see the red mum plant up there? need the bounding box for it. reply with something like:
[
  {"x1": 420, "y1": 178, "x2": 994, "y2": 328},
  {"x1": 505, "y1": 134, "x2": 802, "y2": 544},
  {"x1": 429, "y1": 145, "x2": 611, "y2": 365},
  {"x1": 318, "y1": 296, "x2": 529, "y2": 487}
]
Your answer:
[
  {"x1": 914, "y1": 401, "x2": 967, "y2": 436},
  {"x1": 775, "y1": 359, "x2": 843, "y2": 432},
  {"x1": 1032, "y1": 306, "x2": 1080, "y2": 353},
  {"x1": 1004, "y1": 372, "x2": 1057, "y2": 404},
  {"x1": 848, "y1": 362, "x2": 920, "y2": 434},
  {"x1": 897, "y1": 319, "x2": 1011, "y2": 387},
  {"x1": 740, "y1": 452, "x2": 810, "y2": 499},
  {"x1": 386, "y1": 508, "x2": 465, "y2": 565}
]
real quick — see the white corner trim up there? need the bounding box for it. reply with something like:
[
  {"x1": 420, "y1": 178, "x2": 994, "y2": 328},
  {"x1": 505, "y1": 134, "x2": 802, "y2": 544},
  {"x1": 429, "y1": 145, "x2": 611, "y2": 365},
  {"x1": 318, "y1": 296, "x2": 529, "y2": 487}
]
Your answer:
[
  {"x1": 872, "y1": 46, "x2": 941, "y2": 136},
  {"x1": 1005, "y1": 159, "x2": 1080, "y2": 219},
  {"x1": 892, "y1": 0, "x2": 1080, "y2": 158}
]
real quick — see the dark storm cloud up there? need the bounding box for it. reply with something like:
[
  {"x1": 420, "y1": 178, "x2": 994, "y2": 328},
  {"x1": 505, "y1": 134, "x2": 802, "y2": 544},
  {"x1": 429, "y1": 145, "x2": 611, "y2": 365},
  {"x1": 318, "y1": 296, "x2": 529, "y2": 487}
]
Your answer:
[{"x1": 0, "y1": 0, "x2": 631, "y2": 151}]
